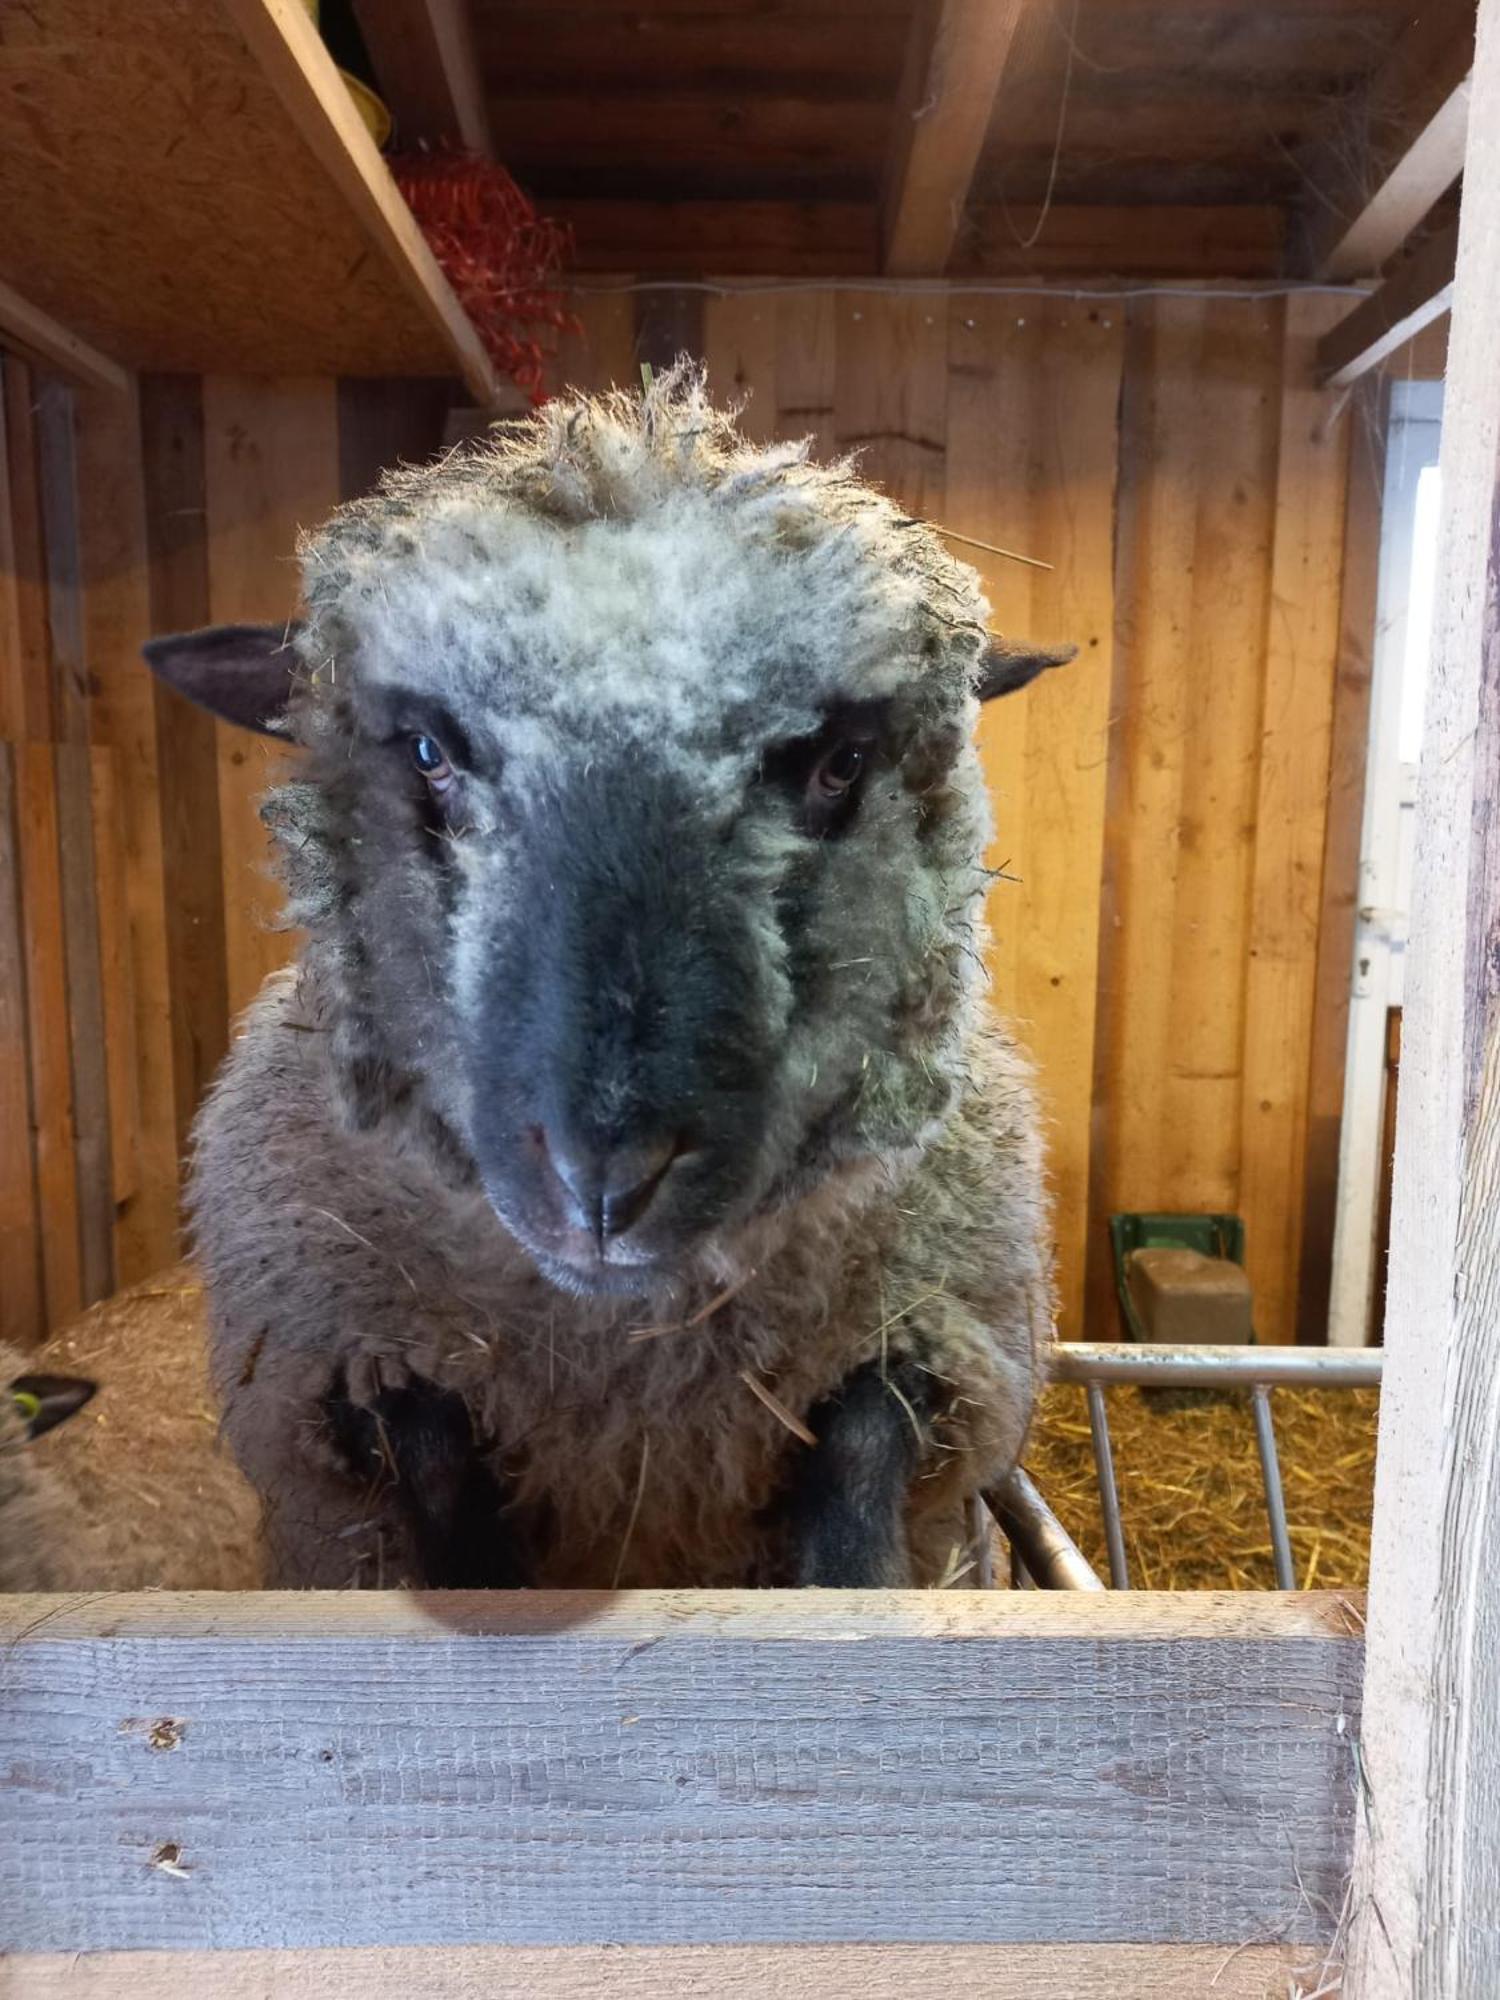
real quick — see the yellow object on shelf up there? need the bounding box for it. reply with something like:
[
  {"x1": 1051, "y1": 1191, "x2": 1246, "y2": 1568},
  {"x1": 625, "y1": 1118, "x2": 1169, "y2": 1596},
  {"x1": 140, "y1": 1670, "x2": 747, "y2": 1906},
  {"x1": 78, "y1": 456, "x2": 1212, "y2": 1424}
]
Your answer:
[{"x1": 299, "y1": 0, "x2": 392, "y2": 148}]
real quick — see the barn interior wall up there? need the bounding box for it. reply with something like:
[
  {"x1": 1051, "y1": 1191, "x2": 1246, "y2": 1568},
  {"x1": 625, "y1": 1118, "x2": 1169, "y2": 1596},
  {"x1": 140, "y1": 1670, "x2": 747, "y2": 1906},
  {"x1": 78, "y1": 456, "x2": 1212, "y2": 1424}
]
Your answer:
[{"x1": 0, "y1": 294, "x2": 1380, "y2": 1347}]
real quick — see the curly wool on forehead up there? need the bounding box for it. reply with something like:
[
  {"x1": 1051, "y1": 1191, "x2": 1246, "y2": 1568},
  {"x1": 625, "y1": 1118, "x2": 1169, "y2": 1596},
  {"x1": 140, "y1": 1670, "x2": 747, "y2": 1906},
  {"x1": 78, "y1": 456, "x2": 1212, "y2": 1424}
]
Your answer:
[{"x1": 297, "y1": 368, "x2": 992, "y2": 740}]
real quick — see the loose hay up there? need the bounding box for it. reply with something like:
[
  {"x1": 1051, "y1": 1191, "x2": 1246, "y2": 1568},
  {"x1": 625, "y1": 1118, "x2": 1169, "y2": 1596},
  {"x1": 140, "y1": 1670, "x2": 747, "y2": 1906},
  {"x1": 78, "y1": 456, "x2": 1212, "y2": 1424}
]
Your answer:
[{"x1": 1026, "y1": 1377, "x2": 1379, "y2": 1591}]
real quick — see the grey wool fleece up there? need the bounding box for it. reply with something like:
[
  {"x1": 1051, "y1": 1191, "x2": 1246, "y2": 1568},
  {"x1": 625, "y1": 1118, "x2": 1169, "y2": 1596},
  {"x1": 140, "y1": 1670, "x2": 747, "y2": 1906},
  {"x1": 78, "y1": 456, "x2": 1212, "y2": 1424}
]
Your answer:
[{"x1": 187, "y1": 365, "x2": 1055, "y2": 1587}]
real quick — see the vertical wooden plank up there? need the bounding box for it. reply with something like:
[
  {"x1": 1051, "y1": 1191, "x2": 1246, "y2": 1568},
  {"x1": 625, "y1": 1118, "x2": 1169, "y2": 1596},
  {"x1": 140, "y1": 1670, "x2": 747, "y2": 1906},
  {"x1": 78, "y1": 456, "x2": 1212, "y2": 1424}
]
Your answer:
[
  {"x1": 76, "y1": 380, "x2": 182, "y2": 1283},
  {"x1": 34, "y1": 378, "x2": 91, "y2": 745},
  {"x1": 1159, "y1": 299, "x2": 1281, "y2": 1218},
  {"x1": 774, "y1": 291, "x2": 837, "y2": 464},
  {"x1": 1086, "y1": 298, "x2": 1205, "y2": 1339},
  {"x1": 53, "y1": 740, "x2": 113, "y2": 1305},
  {"x1": 834, "y1": 291, "x2": 948, "y2": 529},
  {"x1": 0, "y1": 367, "x2": 28, "y2": 740},
  {"x1": 0, "y1": 742, "x2": 44, "y2": 1346},
  {"x1": 634, "y1": 288, "x2": 706, "y2": 377},
  {"x1": 89, "y1": 746, "x2": 140, "y2": 1209},
  {"x1": 14, "y1": 741, "x2": 82, "y2": 1327},
  {"x1": 202, "y1": 376, "x2": 337, "y2": 1022},
  {"x1": 1348, "y1": 0, "x2": 1500, "y2": 1982},
  {"x1": 3, "y1": 355, "x2": 55, "y2": 741},
  {"x1": 138, "y1": 373, "x2": 230, "y2": 1158},
  {"x1": 703, "y1": 293, "x2": 778, "y2": 442},
  {"x1": 946, "y1": 297, "x2": 1123, "y2": 1340},
  {"x1": 1239, "y1": 295, "x2": 1355, "y2": 1344},
  {"x1": 553, "y1": 286, "x2": 637, "y2": 398},
  {"x1": 336, "y1": 377, "x2": 453, "y2": 504}
]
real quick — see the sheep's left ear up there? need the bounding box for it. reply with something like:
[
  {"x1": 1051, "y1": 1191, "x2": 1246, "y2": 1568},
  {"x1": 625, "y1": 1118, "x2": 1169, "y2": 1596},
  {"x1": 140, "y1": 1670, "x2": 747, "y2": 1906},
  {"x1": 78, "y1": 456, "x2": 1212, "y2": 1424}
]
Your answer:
[
  {"x1": 977, "y1": 636, "x2": 1079, "y2": 702},
  {"x1": 141, "y1": 622, "x2": 304, "y2": 737}
]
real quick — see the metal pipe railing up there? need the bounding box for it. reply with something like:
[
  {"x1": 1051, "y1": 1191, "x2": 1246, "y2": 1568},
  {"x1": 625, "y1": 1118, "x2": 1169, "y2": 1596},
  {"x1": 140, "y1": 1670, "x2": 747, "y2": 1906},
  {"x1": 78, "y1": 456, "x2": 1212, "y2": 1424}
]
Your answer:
[
  {"x1": 985, "y1": 1465, "x2": 1106, "y2": 1592},
  {"x1": 1043, "y1": 1343, "x2": 1383, "y2": 1591}
]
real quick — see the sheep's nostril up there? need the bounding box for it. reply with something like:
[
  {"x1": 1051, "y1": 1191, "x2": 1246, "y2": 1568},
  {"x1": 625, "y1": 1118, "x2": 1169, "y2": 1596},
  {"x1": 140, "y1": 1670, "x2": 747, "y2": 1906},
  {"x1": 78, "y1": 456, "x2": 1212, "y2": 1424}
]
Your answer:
[{"x1": 543, "y1": 1131, "x2": 681, "y2": 1243}]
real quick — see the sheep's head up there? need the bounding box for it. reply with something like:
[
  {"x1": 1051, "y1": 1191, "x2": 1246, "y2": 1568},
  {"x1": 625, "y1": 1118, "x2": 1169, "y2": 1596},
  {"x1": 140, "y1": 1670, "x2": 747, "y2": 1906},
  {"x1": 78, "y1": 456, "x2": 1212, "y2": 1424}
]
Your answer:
[{"x1": 145, "y1": 369, "x2": 1070, "y2": 1299}]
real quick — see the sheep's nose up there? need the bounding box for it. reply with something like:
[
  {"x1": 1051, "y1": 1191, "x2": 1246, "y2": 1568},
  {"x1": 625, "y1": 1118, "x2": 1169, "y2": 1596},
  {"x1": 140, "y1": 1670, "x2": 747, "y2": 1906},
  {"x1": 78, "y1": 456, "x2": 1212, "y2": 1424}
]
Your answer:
[{"x1": 544, "y1": 1131, "x2": 680, "y2": 1242}]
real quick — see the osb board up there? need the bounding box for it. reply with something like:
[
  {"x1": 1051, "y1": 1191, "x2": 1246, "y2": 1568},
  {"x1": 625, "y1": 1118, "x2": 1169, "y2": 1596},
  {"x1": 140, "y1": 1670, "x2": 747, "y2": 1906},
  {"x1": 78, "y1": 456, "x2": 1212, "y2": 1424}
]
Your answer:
[
  {"x1": 0, "y1": 1590, "x2": 1360, "y2": 1952},
  {"x1": 0, "y1": 1942, "x2": 1308, "y2": 1999},
  {"x1": 0, "y1": 0, "x2": 457, "y2": 378}
]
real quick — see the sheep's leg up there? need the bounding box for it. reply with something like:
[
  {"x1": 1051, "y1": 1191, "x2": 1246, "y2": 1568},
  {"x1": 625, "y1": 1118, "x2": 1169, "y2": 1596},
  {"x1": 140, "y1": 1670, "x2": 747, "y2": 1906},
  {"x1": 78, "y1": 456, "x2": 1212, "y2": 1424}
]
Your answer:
[
  {"x1": 785, "y1": 1359, "x2": 932, "y2": 1587},
  {"x1": 324, "y1": 1367, "x2": 527, "y2": 1589}
]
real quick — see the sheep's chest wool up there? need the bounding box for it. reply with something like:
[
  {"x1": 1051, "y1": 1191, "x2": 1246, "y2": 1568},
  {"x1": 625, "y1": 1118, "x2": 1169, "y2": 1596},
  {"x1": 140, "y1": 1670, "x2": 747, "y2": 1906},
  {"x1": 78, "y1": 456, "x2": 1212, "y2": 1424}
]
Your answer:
[{"x1": 174, "y1": 368, "x2": 1057, "y2": 1590}]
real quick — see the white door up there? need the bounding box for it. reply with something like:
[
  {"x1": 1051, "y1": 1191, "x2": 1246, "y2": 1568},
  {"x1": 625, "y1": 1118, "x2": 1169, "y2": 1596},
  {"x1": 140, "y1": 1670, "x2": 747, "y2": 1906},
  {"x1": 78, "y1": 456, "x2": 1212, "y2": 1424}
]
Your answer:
[{"x1": 1328, "y1": 380, "x2": 1443, "y2": 1347}]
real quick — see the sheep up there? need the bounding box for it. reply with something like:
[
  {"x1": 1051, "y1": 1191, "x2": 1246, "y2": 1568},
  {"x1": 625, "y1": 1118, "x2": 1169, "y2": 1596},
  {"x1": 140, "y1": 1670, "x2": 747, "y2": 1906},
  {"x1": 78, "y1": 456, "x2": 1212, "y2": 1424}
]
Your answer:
[
  {"x1": 142, "y1": 366, "x2": 1067, "y2": 1591},
  {"x1": 0, "y1": 1272, "x2": 262, "y2": 1592}
]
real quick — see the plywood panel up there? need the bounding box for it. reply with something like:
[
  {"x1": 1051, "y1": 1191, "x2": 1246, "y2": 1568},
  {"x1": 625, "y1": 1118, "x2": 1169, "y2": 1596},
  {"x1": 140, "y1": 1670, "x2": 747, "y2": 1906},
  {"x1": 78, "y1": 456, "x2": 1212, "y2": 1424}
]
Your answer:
[
  {"x1": 0, "y1": 1590, "x2": 1360, "y2": 1953},
  {"x1": 76, "y1": 380, "x2": 183, "y2": 1282},
  {"x1": 1239, "y1": 295, "x2": 1353, "y2": 1343},
  {"x1": 947, "y1": 298, "x2": 1123, "y2": 1341},
  {"x1": 13, "y1": 741, "x2": 82, "y2": 1327},
  {"x1": 0, "y1": 741, "x2": 43, "y2": 1346},
  {"x1": 774, "y1": 290, "x2": 837, "y2": 462},
  {"x1": 203, "y1": 375, "x2": 337, "y2": 1022}
]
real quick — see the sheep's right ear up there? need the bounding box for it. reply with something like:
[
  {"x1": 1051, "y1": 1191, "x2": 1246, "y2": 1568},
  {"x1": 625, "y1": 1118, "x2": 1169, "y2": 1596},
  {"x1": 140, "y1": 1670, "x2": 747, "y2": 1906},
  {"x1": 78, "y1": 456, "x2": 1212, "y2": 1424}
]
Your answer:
[
  {"x1": 141, "y1": 622, "x2": 304, "y2": 736},
  {"x1": 977, "y1": 636, "x2": 1079, "y2": 702}
]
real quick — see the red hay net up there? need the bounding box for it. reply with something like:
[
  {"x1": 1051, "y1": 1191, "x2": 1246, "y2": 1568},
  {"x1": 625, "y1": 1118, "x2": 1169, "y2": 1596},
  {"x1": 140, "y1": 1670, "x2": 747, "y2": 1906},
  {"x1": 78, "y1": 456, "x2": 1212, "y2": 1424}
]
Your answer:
[{"x1": 392, "y1": 151, "x2": 577, "y2": 404}]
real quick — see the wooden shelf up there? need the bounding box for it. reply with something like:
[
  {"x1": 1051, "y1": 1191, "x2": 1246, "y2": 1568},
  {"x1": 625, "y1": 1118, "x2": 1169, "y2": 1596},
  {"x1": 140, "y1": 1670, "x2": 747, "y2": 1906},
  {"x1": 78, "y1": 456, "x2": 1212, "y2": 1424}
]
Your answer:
[{"x1": 0, "y1": 0, "x2": 497, "y2": 401}]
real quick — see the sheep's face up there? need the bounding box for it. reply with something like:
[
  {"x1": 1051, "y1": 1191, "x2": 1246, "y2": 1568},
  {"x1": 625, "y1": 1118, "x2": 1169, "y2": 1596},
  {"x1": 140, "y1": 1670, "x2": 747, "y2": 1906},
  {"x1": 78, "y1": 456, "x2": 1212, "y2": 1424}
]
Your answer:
[{"x1": 145, "y1": 380, "x2": 1066, "y2": 1300}]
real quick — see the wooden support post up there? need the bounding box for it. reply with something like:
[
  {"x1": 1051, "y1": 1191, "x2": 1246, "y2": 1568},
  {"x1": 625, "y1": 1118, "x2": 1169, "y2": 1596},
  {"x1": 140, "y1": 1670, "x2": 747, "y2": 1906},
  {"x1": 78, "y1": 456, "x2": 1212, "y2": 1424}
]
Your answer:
[
  {"x1": 880, "y1": 0, "x2": 1024, "y2": 276},
  {"x1": 1316, "y1": 219, "x2": 1459, "y2": 389},
  {"x1": 1346, "y1": 0, "x2": 1500, "y2": 1987}
]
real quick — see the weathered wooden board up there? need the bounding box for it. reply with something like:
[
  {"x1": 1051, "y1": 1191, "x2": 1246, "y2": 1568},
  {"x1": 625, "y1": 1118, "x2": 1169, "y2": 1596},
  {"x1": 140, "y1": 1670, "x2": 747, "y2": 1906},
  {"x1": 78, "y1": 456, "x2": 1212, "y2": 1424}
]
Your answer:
[
  {"x1": 1347, "y1": 0, "x2": 1500, "y2": 1984},
  {"x1": 0, "y1": 1941, "x2": 1308, "y2": 1999},
  {"x1": 76, "y1": 379, "x2": 183, "y2": 1284},
  {"x1": 0, "y1": 740, "x2": 43, "y2": 1346},
  {"x1": 0, "y1": 1591, "x2": 1361, "y2": 1953}
]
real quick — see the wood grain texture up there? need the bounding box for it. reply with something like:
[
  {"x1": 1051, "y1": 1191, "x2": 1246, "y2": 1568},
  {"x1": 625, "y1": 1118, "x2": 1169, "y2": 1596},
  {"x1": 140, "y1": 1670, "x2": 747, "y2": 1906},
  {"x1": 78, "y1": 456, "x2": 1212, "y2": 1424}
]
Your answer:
[
  {"x1": 0, "y1": 1590, "x2": 1360, "y2": 1953},
  {"x1": 32, "y1": 380, "x2": 88, "y2": 746},
  {"x1": 704, "y1": 292, "x2": 779, "y2": 441},
  {"x1": 0, "y1": 741, "x2": 44, "y2": 1346},
  {"x1": 880, "y1": 0, "x2": 1024, "y2": 276},
  {"x1": 52, "y1": 740, "x2": 113, "y2": 1306},
  {"x1": 202, "y1": 375, "x2": 337, "y2": 1022},
  {"x1": 75, "y1": 380, "x2": 183, "y2": 1284},
  {"x1": 336, "y1": 377, "x2": 455, "y2": 504},
  {"x1": 0, "y1": 0, "x2": 492, "y2": 391},
  {"x1": 0, "y1": 272, "x2": 130, "y2": 397},
  {"x1": 3, "y1": 358, "x2": 55, "y2": 742},
  {"x1": 138, "y1": 373, "x2": 229, "y2": 1159},
  {"x1": 1347, "y1": 0, "x2": 1500, "y2": 1984},
  {"x1": 0, "y1": 1941, "x2": 1308, "y2": 1998},
  {"x1": 89, "y1": 746, "x2": 141, "y2": 1210},
  {"x1": 946, "y1": 296, "x2": 1123, "y2": 1340},
  {"x1": 1318, "y1": 219, "x2": 1461, "y2": 389},
  {"x1": 1239, "y1": 294, "x2": 1353, "y2": 1343},
  {"x1": 13, "y1": 742, "x2": 82, "y2": 1328}
]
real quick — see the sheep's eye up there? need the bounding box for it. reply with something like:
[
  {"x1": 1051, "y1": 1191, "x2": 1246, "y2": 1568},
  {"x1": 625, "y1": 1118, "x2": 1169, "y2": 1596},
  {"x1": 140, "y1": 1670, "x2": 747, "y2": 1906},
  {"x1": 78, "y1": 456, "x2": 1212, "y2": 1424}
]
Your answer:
[
  {"x1": 409, "y1": 733, "x2": 454, "y2": 792},
  {"x1": 809, "y1": 739, "x2": 867, "y2": 801}
]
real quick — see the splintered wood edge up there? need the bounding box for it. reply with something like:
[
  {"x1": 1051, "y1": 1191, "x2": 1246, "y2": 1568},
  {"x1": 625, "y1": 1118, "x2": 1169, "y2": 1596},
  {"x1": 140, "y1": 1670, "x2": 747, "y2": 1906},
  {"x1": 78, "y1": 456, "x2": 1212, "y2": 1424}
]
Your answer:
[{"x1": 0, "y1": 1585, "x2": 1367, "y2": 1645}]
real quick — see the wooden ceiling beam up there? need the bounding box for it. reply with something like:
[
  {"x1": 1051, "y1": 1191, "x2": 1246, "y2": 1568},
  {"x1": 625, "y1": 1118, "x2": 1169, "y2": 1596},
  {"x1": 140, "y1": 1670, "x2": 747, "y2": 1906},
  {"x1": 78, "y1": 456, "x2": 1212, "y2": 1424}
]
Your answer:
[
  {"x1": 1316, "y1": 218, "x2": 1459, "y2": 388},
  {"x1": 0, "y1": 277, "x2": 129, "y2": 397},
  {"x1": 351, "y1": 0, "x2": 494, "y2": 153},
  {"x1": 880, "y1": 0, "x2": 1026, "y2": 277},
  {"x1": 1304, "y1": 0, "x2": 1476, "y2": 279}
]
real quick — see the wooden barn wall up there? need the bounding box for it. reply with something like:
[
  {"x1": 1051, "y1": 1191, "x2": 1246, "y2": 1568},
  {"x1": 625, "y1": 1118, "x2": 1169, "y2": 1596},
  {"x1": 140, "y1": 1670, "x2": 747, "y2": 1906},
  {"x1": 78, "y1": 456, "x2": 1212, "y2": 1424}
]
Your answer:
[{"x1": 0, "y1": 297, "x2": 1358, "y2": 1347}]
